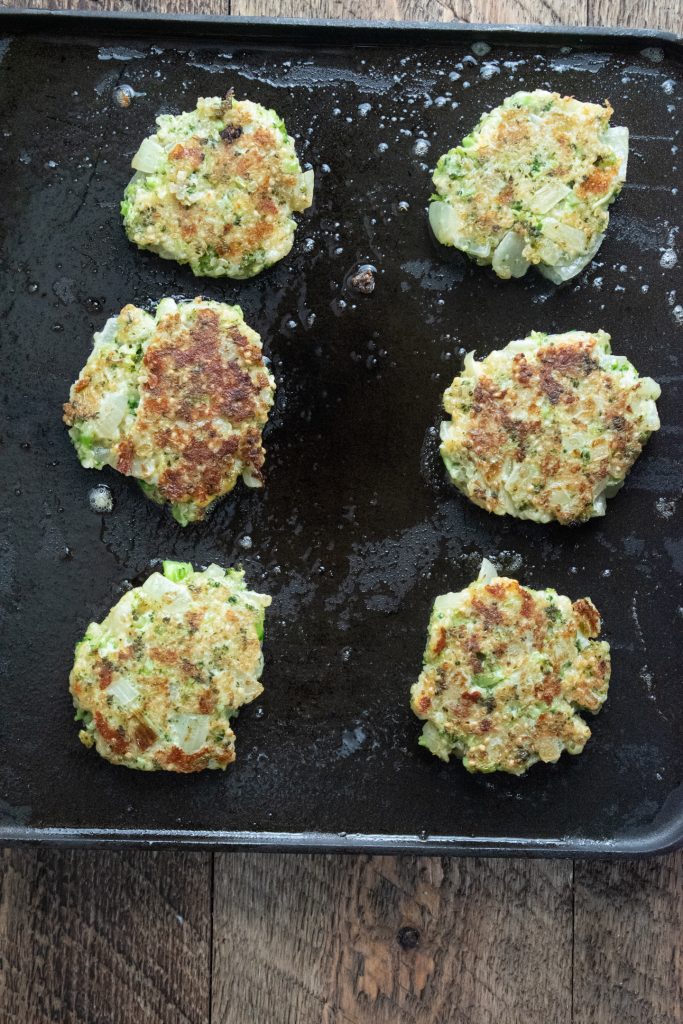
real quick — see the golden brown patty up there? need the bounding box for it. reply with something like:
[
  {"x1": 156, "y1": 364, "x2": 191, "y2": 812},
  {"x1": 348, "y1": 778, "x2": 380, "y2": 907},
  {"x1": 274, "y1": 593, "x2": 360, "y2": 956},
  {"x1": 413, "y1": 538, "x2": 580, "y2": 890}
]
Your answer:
[
  {"x1": 430, "y1": 90, "x2": 628, "y2": 282},
  {"x1": 411, "y1": 560, "x2": 611, "y2": 775},
  {"x1": 64, "y1": 297, "x2": 276, "y2": 524},
  {"x1": 121, "y1": 95, "x2": 313, "y2": 278},
  {"x1": 440, "y1": 330, "x2": 661, "y2": 524},
  {"x1": 70, "y1": 562, "x2": 270, "y2": 772}
]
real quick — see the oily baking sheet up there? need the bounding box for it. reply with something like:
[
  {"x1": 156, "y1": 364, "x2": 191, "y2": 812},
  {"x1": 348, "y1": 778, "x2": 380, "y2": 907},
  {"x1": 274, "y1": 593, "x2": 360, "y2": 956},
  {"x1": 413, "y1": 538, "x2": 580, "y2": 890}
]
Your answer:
[{"x1": 0, "y1": 11, "x2": 681, "y2": 854}]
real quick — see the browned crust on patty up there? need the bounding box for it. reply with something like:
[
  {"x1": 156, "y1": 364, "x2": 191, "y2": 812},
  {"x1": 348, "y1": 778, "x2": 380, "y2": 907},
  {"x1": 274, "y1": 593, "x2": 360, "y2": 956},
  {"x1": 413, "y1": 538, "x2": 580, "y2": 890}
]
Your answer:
[
  {"x1": 64, "y1": 298, "x2": 275, "y2": 520},
  {"x1": 441, "y1": 332, "x2": 659, "y2": 524},
  {"x1": 411, "y1": 573, "x2": 611, "y2": 774}
]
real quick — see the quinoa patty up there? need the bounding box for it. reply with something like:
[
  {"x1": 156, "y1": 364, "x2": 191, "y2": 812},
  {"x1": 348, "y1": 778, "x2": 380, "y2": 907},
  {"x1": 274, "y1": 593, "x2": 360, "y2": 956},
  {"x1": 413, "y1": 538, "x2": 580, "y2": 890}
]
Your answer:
[
  {"x1": 121, "y1": 94, "x2": 313, "y2": 278},
  {"x1": 411, "y1": 559, "x2": 611, "y2": 775},
  {"x1": 430, "y1": 90, "x2": 628, "y2": 282},
  {"x1": 440, "y1": 330, "x2": 660, "y2": 524},
  {"x1": 70, "y1": 561, "x2": 270, "y2": 772},
  {"x1": 64, "y1": 297, "x2": 276, "y2": 525}
]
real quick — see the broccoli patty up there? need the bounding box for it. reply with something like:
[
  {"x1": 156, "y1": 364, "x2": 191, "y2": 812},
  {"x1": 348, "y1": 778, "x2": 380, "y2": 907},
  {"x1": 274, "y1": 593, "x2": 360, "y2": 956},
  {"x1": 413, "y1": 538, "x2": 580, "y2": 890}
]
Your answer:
[
  {"x1": 411, "y1": 560, "x2": 611, "y2": 775},
  {"x1": 430, "y1": 90, "x2": 628, "y2": 282},
  {"x1": 64, "y1": 297, "x2": 276, "y2": 525},
  {"x1": 440, "y1": 330, "x2": 660, "y2": 524},
  {"x1": 122, "y1": 94, "x2": 313, "y2": 278},
  {"x1": 70, "y1": 561, "x2": 270, "y2": 772}
]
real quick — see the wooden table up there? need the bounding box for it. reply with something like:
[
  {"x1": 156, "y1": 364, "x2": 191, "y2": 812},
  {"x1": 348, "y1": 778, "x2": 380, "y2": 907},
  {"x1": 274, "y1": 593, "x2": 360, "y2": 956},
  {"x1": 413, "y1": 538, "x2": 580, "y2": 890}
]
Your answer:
[{"x1": 1, "y1": 0, "x2": 681, "y2": 1020}]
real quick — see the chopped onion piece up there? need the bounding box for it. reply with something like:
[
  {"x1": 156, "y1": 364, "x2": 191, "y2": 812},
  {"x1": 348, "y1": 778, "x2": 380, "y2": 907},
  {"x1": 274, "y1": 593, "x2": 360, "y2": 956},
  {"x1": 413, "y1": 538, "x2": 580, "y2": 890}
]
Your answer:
[
  {"x1": 419, "y1": 721, "x2": 452, "y2": 760},
  {"x1": 108, "y1": 677, "x2": 140, "y2": 706},
  {"x1": 529, "y1": 182, "x2": 571, "y2": 214},
  {"x1": 492, "y1": 230, "x2": 530, "y2": 279},
  {"x1": 204, "y1": 564, "x2": 227, "y2": 579},
  {"x1": 106, "y1": 595, "x2": 134, "y2": 632},
  {"x1": 141, "y1": 573, "x2": 182, "y2": 599},
  {"x1": 156, "y1": 298, "x2": 178, "y2": 320},
  {"x1": 604, "y1": 479, "x2": 625, "y2": 499},
  {"x1": 542, "y1": 218, "x2": 587, "y2": 254},
  {"x1": 242, "y1": 470, "x2": 263, "y2": 488},
  {"x1": 592, "y1": 492, "x2": 607, "y2": 517},
  {"x1": 162, "y1": 560, "x2": 193, "y2": 583},
  {"x1": 433, "y1": 590, "x2": 470, "y2": 616},
  {"x1": 478, "y1": 558, "x2": 499, "y2": 583},
  {"x1": 429, "y1": 201, "x2": 460, "y2": 245},
  {"x1": 643, "y1": 404, "x2": 661, "y2": 433},
  {"x1": 462, "y1": 351, "x2": 480, "y2": 376},
  {"x1": 604, "y1": 126, "x2": 629, "y2": 181},
  {"x1": 131, "y1": 137, "x2": 165, "y2": 173},
  {"x1": 95, "y1": 390, "x2": 129, "y2": 439},
  {"x1": 538, "y1": 232, "x2": 605, "y2": 284},
  {"x1": 301, "y1": 168, "x2": 314, "y2": 205},
  {"x1": 140, "y1": 574, "x2": 192, "y2": 615},
  {"x1": 429, "y1": 202, "x2": 492, "y2": 258},
  {"x1": 169, "y1": 714, "x2": 210, "y2": 754},
  {"x1": 93, "y1": 317, "x2": 120, "y2": 348},
  {"x1": 462, "y1": 238, "x2": 492, "y2": 259},
  {"x1": 536, "y1": 236, "x2": 565, "y2": 265},
  {"x1": 638, "y1": 376, "x2": 661, "y2": 400}
]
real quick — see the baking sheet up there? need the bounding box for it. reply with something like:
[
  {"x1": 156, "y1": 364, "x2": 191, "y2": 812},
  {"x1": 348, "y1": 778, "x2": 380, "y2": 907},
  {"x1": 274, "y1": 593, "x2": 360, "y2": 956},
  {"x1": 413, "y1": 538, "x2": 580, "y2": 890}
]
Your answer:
[{"x1": 0, "y1": 10, "x2": 681, "y2": 854}]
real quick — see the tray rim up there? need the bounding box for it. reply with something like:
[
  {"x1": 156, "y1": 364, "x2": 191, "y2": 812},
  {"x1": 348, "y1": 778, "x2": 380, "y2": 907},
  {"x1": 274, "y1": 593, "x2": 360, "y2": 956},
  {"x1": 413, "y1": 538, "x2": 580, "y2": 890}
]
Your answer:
[
  {"x1": 0, "y1": 6, "x2": 681, "y2": 857},
  {"x1": 0, "y1": 7, "x2": 680, "y2": 48},
  {"x1": 2, "y1": 818, "x2": 683, "y2": 857}
]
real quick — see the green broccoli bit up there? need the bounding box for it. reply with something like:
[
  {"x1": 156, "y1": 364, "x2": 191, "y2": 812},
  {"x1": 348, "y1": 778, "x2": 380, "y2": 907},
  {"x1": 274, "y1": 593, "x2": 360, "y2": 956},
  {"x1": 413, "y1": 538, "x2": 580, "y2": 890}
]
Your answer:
[
  {"x1": 138, "y1": 480, "x2": 164, "y2": 506},
  {"x1": 471, "y1": 671, "x2": 503, "y2": 689},
  {"x1": 239, "y1": 249, "x2": 266, "y2": 278},
  {"x1": 71, "y1": 427, "x2": 93, "y2": 450},
  {"x1": 162, "y1": 561, "x2": 194, "y2": 583},
  {"x1": 194, "y1": 248, "x2": 218, "y2": 275},
  {"x1": 418, "y1": 722, "x2": 453, "y2": 761},
  {"x1": 171, "y1": 503, "x2": 196, "y2": 527}
]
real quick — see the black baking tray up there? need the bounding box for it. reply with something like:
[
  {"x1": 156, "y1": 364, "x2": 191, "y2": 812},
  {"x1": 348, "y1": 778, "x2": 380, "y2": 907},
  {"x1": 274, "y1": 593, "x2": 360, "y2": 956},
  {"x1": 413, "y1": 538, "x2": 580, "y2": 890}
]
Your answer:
[{"x1": 0, "y1": 9, "x2": 681, "y2": 856}]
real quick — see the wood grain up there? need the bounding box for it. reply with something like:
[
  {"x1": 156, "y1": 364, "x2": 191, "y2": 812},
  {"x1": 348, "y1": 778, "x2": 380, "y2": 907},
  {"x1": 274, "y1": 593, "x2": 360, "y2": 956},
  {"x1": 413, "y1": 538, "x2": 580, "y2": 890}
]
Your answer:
[
  {"x1": 0, "y1": 0, "x2": 590, "y2": 20},
  {"x1": 589, "y1": 0, "x2": 680, "y2": 34},
  {"x1": 211, "y1": 853, "x2": 573, "y2": 1023},
  {"x1": 0, "y1": 0, "x2": 230, "y2": 12},
  {"x1": 230, "y1": 0, "x2": 589, "y2": 27},
  {"x1": 0, "y1": 848, "x2": 212, "y2": 1024},
  {"x1": 574, "y1": 855, "x2": 683, "y2": 1024}
]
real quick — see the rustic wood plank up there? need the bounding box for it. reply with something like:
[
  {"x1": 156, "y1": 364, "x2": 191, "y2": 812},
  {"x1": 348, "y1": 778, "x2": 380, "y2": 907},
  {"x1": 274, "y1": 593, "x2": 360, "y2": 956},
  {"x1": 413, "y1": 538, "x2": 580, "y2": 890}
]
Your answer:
[
  {"x1": 574, "y1": 854, "x2": 683, "y2": 1024},
  {"x1": 0, "y1": 848, "x2": 212, "y2": 1024},
  {"x1": 0, "y1": 0, "x2": 230, "y2": 13},
  {"x1": 1, "y1": 0, "x2": 591, "y2": 23},
  {"x1": 211, "y1": 853, "x2": 573, "y2": 1024},
  {"x1": 588, "y1": 0, "x2": 680, "y2": 34},
  {"x1": 229, "y1": 0, "x2": 589, "y2": 26}
]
